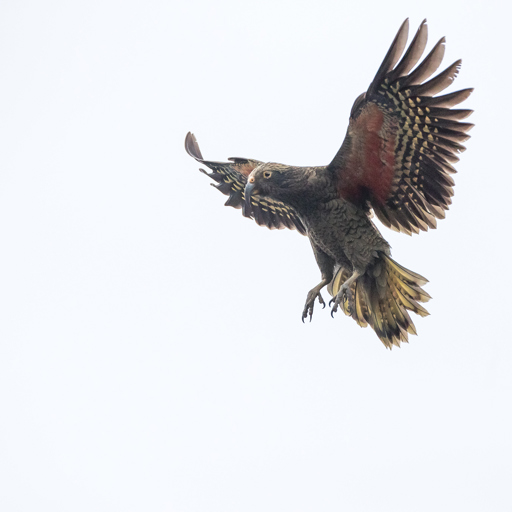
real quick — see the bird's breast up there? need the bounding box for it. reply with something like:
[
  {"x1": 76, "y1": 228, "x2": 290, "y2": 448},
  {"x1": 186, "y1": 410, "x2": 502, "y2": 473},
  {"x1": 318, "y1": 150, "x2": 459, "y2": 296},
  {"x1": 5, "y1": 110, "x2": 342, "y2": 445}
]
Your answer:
[{"x1": 302, "y1": 199, "x2": 389, "y2": 270}]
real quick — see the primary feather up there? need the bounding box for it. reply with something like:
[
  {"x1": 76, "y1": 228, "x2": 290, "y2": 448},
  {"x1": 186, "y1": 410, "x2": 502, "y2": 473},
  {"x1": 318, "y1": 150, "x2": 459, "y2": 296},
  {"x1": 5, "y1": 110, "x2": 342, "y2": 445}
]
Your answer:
[{"x1": 186, "y1": 19, "x2": 472, "y2": 348}]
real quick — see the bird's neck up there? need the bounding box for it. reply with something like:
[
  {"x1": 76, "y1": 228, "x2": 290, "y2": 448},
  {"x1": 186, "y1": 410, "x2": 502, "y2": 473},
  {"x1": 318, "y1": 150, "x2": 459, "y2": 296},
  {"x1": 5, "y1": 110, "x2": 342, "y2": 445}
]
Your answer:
[{"x1": 277, "y1": 165, "x2": 335, "y2": 212}]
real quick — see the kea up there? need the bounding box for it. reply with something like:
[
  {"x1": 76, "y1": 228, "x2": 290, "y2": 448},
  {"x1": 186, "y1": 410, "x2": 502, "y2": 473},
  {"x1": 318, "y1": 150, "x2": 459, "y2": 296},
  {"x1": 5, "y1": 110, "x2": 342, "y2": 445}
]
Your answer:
[{"x1": 185, "y1": 19, "x2": 473, "y2": 348}]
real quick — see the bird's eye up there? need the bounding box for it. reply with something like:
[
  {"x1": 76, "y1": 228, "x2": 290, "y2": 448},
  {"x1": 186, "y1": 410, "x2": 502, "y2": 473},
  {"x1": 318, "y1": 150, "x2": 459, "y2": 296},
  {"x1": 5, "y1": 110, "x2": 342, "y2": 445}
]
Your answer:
[{"x1": 263, "y1": 171, "x2": 272, "y2": 179}]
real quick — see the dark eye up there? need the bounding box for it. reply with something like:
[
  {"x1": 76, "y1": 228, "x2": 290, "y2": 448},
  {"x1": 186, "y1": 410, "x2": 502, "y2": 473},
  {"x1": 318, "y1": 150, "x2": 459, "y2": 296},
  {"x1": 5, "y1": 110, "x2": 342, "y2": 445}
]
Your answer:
[{"x1": 263, "y1": 171, "x2": 272, "y2": 179}]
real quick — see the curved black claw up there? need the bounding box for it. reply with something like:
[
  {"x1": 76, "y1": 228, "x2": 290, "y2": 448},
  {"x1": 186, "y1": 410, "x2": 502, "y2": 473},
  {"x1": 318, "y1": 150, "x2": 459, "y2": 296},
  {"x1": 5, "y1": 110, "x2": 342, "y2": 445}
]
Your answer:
[
  {"x1": 302, "y1": 290, "x2": 325, "y2": 323},
  {"x1": 330, "y1": 286, "x2": 354, "y2": 318},
  {"x1": 330, "y1": 300, "x2": 339, "y2": 318},
  {"x1": 330, "y1": 294, "x2": 341, "y2": 318}
]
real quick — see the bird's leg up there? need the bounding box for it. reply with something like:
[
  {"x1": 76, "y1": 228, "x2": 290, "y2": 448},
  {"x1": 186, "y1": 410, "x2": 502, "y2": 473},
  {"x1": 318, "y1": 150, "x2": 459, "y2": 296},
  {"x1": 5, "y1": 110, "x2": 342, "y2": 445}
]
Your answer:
[
  {"x1": 302, "y1": 241, "x2": 335, "y2": 323},
  {"x1": 302, "y1": 278, "x2": 330, "y2": 323},
  {"x1": 330, "y1": 270, "x2": 362, "y2": 318}
]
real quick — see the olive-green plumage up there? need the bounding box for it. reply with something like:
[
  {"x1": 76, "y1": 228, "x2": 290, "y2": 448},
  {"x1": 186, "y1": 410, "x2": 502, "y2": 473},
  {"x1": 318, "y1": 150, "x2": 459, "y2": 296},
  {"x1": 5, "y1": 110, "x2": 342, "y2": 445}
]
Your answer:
[{"x1": 185, "y1": 19, "x2": 472, "y2": 348}]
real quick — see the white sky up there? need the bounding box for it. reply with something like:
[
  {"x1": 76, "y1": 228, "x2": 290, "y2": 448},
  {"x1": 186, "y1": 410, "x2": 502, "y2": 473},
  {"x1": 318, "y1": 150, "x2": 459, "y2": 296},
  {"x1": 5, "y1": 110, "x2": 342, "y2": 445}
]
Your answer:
[{"x1": 0, "y1": 0, "x2": 510, "y2": 510}]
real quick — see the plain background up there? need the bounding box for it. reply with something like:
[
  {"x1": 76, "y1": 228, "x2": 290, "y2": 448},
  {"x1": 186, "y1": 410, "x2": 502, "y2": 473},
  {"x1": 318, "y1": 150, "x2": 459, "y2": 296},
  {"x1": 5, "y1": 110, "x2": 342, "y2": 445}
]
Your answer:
[{"x1": 0, "y1": 0, "x2": 510, "y2": 510}]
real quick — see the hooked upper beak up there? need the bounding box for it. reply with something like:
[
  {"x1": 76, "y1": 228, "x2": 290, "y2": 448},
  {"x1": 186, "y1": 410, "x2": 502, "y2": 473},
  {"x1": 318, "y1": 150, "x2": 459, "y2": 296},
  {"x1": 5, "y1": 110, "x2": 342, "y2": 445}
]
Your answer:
[{"x1": 244, "y1": 176, "x2": 258, "y2": 216}]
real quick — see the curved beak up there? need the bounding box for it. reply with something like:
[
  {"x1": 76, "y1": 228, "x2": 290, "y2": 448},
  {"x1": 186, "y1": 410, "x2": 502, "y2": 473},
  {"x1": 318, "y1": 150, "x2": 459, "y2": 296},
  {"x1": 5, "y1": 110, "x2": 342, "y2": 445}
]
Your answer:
[{"x1": 244, "y1": 178, "x2": 258, "y2": 217}]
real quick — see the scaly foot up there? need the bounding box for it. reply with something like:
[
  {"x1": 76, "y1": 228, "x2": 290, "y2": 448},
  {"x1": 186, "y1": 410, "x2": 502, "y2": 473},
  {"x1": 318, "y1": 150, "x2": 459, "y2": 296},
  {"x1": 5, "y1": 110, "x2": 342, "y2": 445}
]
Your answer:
[
  {"x1": 330, "y1": 284, "x2": 354, "y2": 318},
  {"x1": 301, "y1": 288, "x2": 326, "y2": 323}
]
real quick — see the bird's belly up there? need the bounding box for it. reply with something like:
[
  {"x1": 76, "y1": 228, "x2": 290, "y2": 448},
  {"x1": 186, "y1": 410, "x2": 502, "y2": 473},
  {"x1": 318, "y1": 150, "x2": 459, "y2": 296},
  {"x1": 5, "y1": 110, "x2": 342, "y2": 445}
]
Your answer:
[
  {"x1": 306, "y1": 217, "x2": 352, "y2": 268},
  {"x1": 303, "y1": 201, "x2": 389, "y2": 272}
]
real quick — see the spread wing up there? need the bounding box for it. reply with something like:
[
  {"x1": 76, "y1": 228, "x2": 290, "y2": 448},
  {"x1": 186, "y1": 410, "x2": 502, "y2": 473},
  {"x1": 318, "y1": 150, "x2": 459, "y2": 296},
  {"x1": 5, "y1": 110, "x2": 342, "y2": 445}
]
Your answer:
[
  {"x1": 185, "y1": 132, "x2": 306, "y2": 234},
  {"x1": 328, "y1": 19, "x2": 474, "y2": 235}
]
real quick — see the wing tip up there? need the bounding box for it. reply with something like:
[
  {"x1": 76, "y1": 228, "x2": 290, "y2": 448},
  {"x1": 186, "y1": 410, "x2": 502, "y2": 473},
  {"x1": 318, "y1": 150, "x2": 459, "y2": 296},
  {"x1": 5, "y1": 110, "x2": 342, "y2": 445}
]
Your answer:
[{"x1": 185, "y1": 131, "x2": 204, "y2": 161}]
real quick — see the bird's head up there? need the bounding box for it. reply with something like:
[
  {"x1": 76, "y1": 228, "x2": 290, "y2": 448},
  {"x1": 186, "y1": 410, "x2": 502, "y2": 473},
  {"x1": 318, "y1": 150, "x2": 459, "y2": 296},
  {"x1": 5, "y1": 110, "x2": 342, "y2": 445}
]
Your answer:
[{"x1": 244, "y1": 163, "x2": 305, "y2": 212}]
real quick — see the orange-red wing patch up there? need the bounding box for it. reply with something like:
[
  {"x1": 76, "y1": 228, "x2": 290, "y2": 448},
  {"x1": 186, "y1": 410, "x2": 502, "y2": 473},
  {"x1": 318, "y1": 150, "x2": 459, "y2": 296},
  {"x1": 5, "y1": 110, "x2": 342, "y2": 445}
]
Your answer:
[
  {"x1": 328, "y1": 20, "x2": 473, "y2": 235},
  {"x1": 337, "y1": 103, "x2": 397, "y2": 206},
  {"x1": 226, "y1": 157, "x2": 260, "y2": 177}
]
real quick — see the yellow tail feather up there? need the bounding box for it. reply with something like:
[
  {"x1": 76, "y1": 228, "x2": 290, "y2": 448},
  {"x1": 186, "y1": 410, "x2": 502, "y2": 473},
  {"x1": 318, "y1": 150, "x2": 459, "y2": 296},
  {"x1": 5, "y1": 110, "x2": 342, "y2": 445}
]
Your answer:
[{"x1": 330, "y1": 254, "x2": 430, "y2": 349}]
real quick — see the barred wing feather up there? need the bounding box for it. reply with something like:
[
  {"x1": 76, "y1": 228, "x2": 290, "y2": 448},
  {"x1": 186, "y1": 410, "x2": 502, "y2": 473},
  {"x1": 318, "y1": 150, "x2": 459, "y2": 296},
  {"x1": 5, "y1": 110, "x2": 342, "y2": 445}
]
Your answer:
[
  {"x1": 329, "y1": 19, "x2": 473, "y2": 235},
  {"x1": 185, "y1": 132, "x2": 306, "y2": 234}
]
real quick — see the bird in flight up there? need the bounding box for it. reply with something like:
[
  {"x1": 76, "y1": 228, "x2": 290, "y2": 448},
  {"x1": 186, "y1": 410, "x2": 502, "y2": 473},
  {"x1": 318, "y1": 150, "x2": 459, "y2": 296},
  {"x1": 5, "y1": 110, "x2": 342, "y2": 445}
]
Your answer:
[{"x1": 185, "y1": 19, "x2": 473, "y2": 348}]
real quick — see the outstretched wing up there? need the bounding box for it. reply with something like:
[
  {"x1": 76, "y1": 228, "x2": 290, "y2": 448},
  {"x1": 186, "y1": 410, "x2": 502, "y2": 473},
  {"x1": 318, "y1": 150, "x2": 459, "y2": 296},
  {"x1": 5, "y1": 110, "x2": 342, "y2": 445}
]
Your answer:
[
  {"x1": 328, "y1": 19, "x2": 473, "y2": 235},
  {"x1": 185, "y1": 132, "x2": 306, "y2": 234}
]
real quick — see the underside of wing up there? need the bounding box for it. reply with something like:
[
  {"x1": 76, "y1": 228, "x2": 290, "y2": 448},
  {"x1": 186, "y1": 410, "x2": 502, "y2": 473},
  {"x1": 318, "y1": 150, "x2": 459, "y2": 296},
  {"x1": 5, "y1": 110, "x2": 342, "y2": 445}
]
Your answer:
[
  {"x1": 185, "y1": 132, "x2": 306, "y2": 234},
  {"x1": 329, "y1": 19, "x2": 473, "y2": 235}
]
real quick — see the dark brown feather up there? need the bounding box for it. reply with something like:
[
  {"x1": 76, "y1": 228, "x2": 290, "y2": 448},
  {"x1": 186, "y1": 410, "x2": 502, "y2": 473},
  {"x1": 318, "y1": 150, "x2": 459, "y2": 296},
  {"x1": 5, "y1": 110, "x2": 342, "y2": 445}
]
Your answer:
[
  {"x1": 185, "y1": 132, "x2": 306, "y2": 234},
  {"x1": 328, "y1": 21, "x2": 473, "y2": 235},
  {"x1": 185, "y1": 20, "x2": 472, "y2": 349},
  {"x1": 389, "y1": 19, "x2": 428, "y2": 80}
]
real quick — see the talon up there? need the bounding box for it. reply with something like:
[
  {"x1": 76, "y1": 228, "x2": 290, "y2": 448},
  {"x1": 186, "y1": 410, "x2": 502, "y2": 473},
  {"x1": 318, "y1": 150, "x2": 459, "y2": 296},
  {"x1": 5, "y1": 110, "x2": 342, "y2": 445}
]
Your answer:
[
  {"x1": 301, "y1": 304, "x2": 310, "y2": 323},
  {"x1": 302, "y1": 281, "x2": 330, "y2": 323},
  {"x1": 330, "y1": 297, "x2": 338, "y2": 318},
  {"x1": 330, "y1": 284, "x2": 356, "y2": 318}
]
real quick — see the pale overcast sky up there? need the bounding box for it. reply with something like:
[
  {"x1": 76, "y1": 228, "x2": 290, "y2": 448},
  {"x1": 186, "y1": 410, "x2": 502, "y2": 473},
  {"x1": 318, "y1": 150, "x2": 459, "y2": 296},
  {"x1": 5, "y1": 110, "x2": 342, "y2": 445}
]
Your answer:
[{"x1": 0, "y1": 1, "x2": 510, "y2": 511}]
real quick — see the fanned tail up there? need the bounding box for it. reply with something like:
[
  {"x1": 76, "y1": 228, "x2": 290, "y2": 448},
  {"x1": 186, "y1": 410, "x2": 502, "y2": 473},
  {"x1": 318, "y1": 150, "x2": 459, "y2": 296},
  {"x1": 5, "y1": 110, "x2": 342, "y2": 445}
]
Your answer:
[{"x1": 329, "y1": 254, "x2": 431, "y2": 349}]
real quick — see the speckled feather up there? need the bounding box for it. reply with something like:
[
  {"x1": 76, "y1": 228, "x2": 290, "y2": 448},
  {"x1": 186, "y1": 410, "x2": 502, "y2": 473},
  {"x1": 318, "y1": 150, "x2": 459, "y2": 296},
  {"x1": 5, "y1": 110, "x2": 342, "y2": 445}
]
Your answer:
[
  {"x1": 185, "y1": 19, "x2": 472, "y2": 348},
  {"x1": 185, "y1": 132, "x2": 306, "y2": 234},
  {"x1": 329, "y1": 19, "x2": 473, "y2": 235}
]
